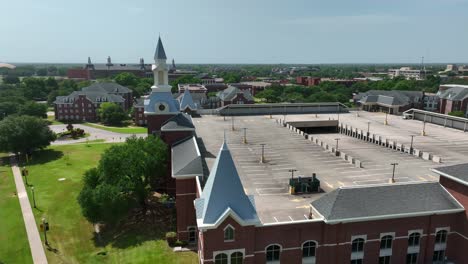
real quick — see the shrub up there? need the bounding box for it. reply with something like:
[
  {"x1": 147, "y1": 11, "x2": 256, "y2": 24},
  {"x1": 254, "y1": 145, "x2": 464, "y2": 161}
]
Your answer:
[{"x1": 166, "y1": 231, "x2": 177, "y2": 246}]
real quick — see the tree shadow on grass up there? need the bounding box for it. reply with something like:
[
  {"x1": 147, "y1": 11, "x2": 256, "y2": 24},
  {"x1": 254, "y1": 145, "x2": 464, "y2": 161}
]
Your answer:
[
  {"x1": 22, "y1": 149, "x2": 64, "y2": 166},
  {"x1": 92, "y1": 198, "x2": 176, "y2": 249}
]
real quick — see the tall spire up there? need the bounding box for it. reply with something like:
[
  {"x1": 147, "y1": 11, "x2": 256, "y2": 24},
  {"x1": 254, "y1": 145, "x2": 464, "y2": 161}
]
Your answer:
[{"x1": 154, "y1": 36, "x2": 167, "y2": 61}]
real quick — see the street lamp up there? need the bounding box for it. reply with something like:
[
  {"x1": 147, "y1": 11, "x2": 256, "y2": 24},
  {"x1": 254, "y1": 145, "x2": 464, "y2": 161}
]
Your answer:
[
  {"x1": 42, "y1": 218, "x2": 49, "y2": 246},
  {"x1": 259, "y1": 144, "x2": 266, "y2": 163},
  {"x1": 31, "y1": 186, "x2": 36, "y2": 208},
  {"x1": 22, "y1": 167, "x2": 29, "y2": 186},
  {"x1": 384, "y1": 111, "x2": 389, "y2": 125},
  {"x1": 334, "y1": 138, "x2": 340, "y2": 152},
  {"x1": 367, "y1": 121, "x2": 371, "y2": 136},
  {"x1": 422, "y1": 114, "x2": 427, "y2": 136},
  {"x1": 409, "y1": 135, "x2": 415, "y2": 154},
  {"x1": 288, "y1": 169, "x2": 298, "y2": 180},
  {"x1": 231, "y1": 116, "x2": 235, "y2": 131},
  {"x1": 390, "y1": 163, "x2": 398, "y2": 183},
  {"x1": 242, "y1": 128, "x2": 248, "y2": 144}
]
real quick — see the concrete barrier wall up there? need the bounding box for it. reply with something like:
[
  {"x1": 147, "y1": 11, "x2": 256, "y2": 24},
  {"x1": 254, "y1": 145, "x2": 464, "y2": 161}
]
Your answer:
[
  {"x1": 433, "y1": 156, "x2": 442, "y2": 163},
  {"x1": 422, "y1": 152, "x2": 432, "y2": 161}
]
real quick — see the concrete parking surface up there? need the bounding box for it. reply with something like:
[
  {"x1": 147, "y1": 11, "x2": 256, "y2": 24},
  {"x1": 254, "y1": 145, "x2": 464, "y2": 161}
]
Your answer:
[{"x1": 193, "y1": 112, "x2": 468, "y2": 224}]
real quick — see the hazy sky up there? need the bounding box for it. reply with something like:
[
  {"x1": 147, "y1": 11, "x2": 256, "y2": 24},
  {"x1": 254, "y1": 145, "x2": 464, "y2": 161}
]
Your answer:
[{"x1": 1, "y1": 0, "x2": 468, "y2": 64}]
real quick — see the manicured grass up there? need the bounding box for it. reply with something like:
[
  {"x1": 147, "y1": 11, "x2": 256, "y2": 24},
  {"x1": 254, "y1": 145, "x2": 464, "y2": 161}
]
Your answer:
[
  {"x1": 46, "y1": 115, "x2": 64, "y2": 125},
  {"x1": 83, "y1": 123, "x2": 147, "y2": 134},
  {"x1": 0, "y1": 155, "x2": 33, "y2": 264},
  {"x1": 23, "y1": 144, "x2": 197, "y2": 264}
]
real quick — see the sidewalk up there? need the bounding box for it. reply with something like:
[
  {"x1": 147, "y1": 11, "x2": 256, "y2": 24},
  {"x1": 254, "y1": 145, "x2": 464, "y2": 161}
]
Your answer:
[{"x1": 10, "y1": 156, "x2": 48, "y2": 264}]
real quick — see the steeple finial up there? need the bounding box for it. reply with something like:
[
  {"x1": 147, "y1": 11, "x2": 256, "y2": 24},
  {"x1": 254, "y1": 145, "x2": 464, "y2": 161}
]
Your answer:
[{"x1": 87, "y1": 57, "x2": 92, "y2": 65}]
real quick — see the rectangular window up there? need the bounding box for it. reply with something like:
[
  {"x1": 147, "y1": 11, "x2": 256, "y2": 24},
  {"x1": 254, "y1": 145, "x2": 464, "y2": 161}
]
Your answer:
[
  {"x1": 350, "y1": 259, "x2": 363, "y2": 264},
  {"x1": 406, "y1": 253, "x2": 418, "y2": 264},
  {"x1": 379, "y1": 256, "x2": 390, "y2": 264}
]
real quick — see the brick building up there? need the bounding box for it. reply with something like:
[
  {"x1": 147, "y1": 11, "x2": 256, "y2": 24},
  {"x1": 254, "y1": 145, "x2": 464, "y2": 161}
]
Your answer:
[
  {"x1": 296, "y1": 76, "x2": 321, "y2": 86},
  {"x1": 145, "y1": 37, "x2": 468, "y2": 264},
  {"x1": 437, "y1": 85, "x2": 468, "y2": 117},
  {"x1": 354, "y1": 90, "x2": 424, "y2": 115},
  {"x1": 217, "y1": 86, "x2": 255, "y2": 107},
  {"x1": 54, "y1": 82, "x2": 132, "y2": 122}
]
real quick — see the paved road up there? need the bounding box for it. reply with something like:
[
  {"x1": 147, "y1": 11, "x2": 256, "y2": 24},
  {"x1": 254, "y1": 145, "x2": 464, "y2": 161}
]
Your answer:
[
  {"x1": 49, "y1": 124, "x2": 146, "y2": 145},
  {"x1": 10, "y1": 157, "x2": 48, "y2": 264}
]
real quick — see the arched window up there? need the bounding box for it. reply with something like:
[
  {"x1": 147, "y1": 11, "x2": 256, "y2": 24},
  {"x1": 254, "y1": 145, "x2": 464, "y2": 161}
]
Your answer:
[
  {"x1": 435, "y1": 230, "x2": 447, "y2": 244},
  {"x1": 231, "y1": 251, "x2": 244, "y2": 264},
  {"x1": 224, "y1": 225, "x2": 234, "y2": 241},
  {"x1": 351, "y1": 238, "x2": 365, "y2": 252},
  {"x1": 408, "y1": 232, "x2": 420, "y2": 247},
  {"x1": 215, "y1": 253, "x2": 228, "y2": 264},
  {"x1": 302, "y1": 241, "x2": 317, "y2": 258},
  {"x1": 380, "y1": 235, "x2": 393, "y2": 249},
  {"x1": 266, "y1": 244, "x2": 281, "y2": 262}
]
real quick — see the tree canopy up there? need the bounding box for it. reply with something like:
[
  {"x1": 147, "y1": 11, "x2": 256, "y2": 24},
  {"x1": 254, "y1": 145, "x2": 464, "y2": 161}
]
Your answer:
[
  {"x1": 0, "y1": 115, "x2": 56, "y2": 155},
  {"x1": 77, "y1": 136, "x2": 168, "y2": 224},
  {"x1": 98, "y1": 102, "x2": 128, "y2": 126}
]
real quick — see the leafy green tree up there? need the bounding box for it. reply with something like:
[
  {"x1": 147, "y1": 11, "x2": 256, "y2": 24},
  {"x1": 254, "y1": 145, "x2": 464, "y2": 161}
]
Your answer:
[
  {"x1": 18, "y1": 101, "x2": 48, "y2": 118},
  {"x1": 0, "y1": 102, "x2": 20, "y2": 119},
  {"x1": 0, "y1": 115, "x2": 56, "y2": 155},
  {"x1": 3, "y1": 75, "x2": 20, "y2": 84},
  {"x1": 114, "y1": 72, "x2": 138, "y2": 87},
  {"x1": 98, "y1": 102, "x2": 127, "y2": 125},
  {"x1": 36, "y1": 68, "x2": 48, "y2": 76},
  {"x1": 169, "y1": 75, "x2": 201, "y2": 93},
  {"x1": 77, "y1": 136, "x2": 168, "y2": 224}
]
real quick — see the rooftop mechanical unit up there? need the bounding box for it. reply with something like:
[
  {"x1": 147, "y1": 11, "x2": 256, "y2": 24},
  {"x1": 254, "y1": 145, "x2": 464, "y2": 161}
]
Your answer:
[{"x1": 289, "y1": 173, "x2": 320, "y2": 194}]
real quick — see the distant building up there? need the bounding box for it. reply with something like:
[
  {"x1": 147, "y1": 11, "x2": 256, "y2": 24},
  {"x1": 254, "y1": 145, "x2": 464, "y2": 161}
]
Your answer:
[
  {"x1": 438, "y1": 84, "x2": 468, "y2": 116},
  {"x1": 240, "y1": 81, "x2": 272, "y2": 95},
  {"x1": 423, "y1": 93, "x2": 439, "y2": 112},
  {"x1": 388, "y1": 67, "x2": 429, "y2": 80},
  {"x1": 296, "y1": 76, "x2": 321, "y2": 86},
  {"x1": 355, "y1": 90, "x2": 424, "y2": 114},
  {"x1": 54, "y1": 82, "x2": 132, "y2": 122},
  {"x1": 217, "y1": 86, "x2": 255, "y2": 107},
  {"x1": 67, "y1": 56, "x2": 197, "y2": 81}
]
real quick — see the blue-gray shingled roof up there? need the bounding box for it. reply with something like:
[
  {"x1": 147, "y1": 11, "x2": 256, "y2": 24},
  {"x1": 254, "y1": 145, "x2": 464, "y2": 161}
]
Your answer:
[
  {"x1": 311, "y1": 182, "x2": 463, "y2": 223},
  {"x1": 54, "y1": 91, "x2": 124, "y2": 104},
  {"x1": 356, "y1": 90, "x2": 423, "y2": 106},
  {"x1": 179, "y1": 89, "x2": 197, "y2": 111},
  {"x1": 171, "y1": 136, "x2": 203, "y2": 178},
  {"x1": 161, "y1": 113, "x2": 195, "y2": 131},
  {"x1": 154, "y1": 37, "x2": 167, "y2": 60},
  {"x1": 82, "y1": 82, "x2": 132, "y2": 94},
  {"x1": 433, "y1": 163, "x2": 468, "y2": 184},
  {"x1": 437, "y1": 85, "x2": 468, "y2": 101},
  {"x1": 195, "y1": 141, "x2": 260, "y2": 227},
  {"x1": 217, "y1": 86, "x2": 254, "y2": 102},
  {"x1": 144, "y1": 92, "x2": 180, "y2": 113}
]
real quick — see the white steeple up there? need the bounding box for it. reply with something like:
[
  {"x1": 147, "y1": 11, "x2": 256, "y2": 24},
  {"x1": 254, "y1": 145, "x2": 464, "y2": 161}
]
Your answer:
[{"x1": 151, "y1": 36, "x2": 171, "y2": 93}]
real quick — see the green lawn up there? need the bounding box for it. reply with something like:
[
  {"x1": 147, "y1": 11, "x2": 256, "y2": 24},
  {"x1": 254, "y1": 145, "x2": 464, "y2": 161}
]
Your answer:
[
  {"x1": 0, "y1": 155, "x2": 33, "y2": 264},
  {"x1": 22, "y1": 144, "x2": 197, "y2": 264},
  {"x1": 83, "y1": 123, "x2": 147, "y2": 134}
]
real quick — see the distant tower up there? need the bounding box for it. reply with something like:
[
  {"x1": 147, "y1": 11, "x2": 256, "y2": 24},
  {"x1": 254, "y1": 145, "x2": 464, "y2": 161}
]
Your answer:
[
  {"x1": 144, "y1": 36, "x2": 180, "y2": 133},
  {"x1": 172, "y1": 58, "x2": 176, "y2": 70},
  {"x1": 85, "y1": 57, "x2": 94, "y2": 70},
  {"x1": 139, "y1": 57, "x2": 145, "y2": 70},
  {"x1": 421, "y1": 56, "x2": 426, "y2": 80},
  {"x1": 106, "y1": 56, "x2": 113, "y2": 71}
]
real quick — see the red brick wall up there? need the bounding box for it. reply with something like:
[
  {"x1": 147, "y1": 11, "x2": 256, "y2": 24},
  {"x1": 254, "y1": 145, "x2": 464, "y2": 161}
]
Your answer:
[
  {"x1": 146, "y1": 114, "x2": 176, "y2": 134},
  {"x1": 176, "y1": 178, "x2": 197, "y2": 241},
  {"x1": 200, "y1": 213, "x2": 466, "y2": 264},
  {"x1": 67, "y1": 69, "x2": 90, "y2": 80}
]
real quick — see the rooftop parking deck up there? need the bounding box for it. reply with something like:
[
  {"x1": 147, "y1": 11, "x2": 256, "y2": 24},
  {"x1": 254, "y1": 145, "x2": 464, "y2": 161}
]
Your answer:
[{"x1": 193, "y1": 112, "x2": 468, "y2": 224}]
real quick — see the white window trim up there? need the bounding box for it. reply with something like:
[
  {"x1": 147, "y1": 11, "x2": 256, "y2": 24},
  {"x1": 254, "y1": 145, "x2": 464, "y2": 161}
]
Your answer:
[
  {"x1": 223, "y1": 224, "x2": 235, "y2": 242},
  {"x1": 350, "y1": 235, "x2": 366, "y2": 260},
  {"x1": 407, "y1": 229, "x2": 422, "y2": 253},
  {"x1": 265, "y1": 243, "x2": 282, "y2": 264},
  {"x1": 434, "y1": 227, "x2": 450, "y2": 250},
  {"x1": 213, "y1": 248, "x2": 245, "y2": 264},
  {"x1": 301, "y1": 240, "x2": 317, "y2": 264}
]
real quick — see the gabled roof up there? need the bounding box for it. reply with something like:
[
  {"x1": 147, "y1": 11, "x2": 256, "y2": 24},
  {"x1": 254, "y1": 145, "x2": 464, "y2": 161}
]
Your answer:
[
  {"x1": 171, "y1": 136, "x2": 203, "y2": 178},
  {"x1": 311, "y1": 182, "x2": 464, "y2": 223},
  {"x1": 179, "y1": 89, "x2": 197, "y2": 111},
  {"x1": 438, "y1": 85, "x2": 468, "y2": 101},
  {"x1": 54, "y1": 91, "x2": 125, "y2": 104},
  {"x1": 154, "y1": 36, "x2": 167, "y2": 60},
  {"x1": 217, "y1": 86, "x2": 254, "y2": 102},
  {"x1": 432, "y1": 163, "x2": 468, "y2": 186},
  {"x1": 195, "y1": 141, "x2": 260, "y2": 229},
  {"x1": 161, "y1": 113, "x2": 195, "y2": 131},
  {"x1": 82, "y1": 82, "x2": 132, "y2": 94},
  {"x1": 356, "y1": 90, "x2": 423, "y2": 107}
]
